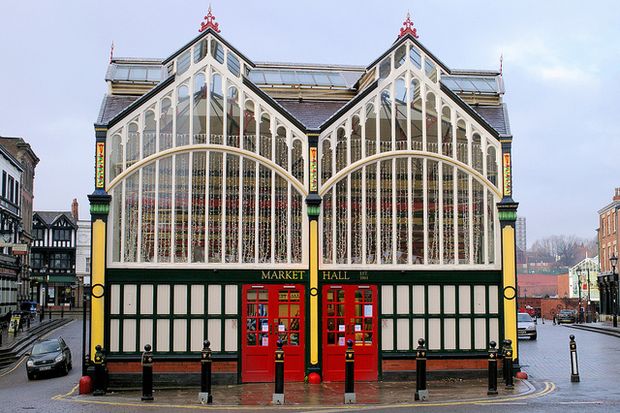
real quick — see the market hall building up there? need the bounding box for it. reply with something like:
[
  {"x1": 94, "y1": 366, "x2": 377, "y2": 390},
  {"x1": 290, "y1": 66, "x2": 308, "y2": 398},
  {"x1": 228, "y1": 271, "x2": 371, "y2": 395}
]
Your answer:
[{"x1": 90, "y1": 11, "x2": 519, "y2": 384}]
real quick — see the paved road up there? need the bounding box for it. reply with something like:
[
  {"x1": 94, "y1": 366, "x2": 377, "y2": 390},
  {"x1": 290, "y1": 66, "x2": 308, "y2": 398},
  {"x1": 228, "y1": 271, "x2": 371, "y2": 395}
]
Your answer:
[{"x1": 0, "y1": 320, "x2": 619, "y2": 412}]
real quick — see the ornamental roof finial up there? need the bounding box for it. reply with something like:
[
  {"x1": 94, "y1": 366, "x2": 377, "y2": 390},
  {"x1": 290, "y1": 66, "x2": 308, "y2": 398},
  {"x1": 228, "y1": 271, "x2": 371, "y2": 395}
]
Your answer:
[
  {"x1": 399, "y1": 12, "x2": 419, "y2": 39},
  {"x1": 199, "y1": 4, "x2": 221, "y2": 33}
]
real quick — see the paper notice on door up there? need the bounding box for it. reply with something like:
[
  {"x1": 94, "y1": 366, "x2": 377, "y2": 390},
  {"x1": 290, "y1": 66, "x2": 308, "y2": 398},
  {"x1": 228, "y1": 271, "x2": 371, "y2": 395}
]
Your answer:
[
  {"x1": 364, "y1": 305, "x2": 373, "y2": 317},
  {"x1": 261, "y1": 323, "x2": 269, "y2": 332},
  {"x1": 338, "y1": 324, "x2": 345, "y2": 332},
  {"x1": 278, "y1": 324, "x2": 286, "y2": 332},
  {"x1": 262, "y1": 336, "x2": 269, "y2": 346},
  {"x1": 355, "y1": 324, "x2": 361, "y2": 332},
  {"x1": 338, "y1": 337, "x2": 345, "y2": 346}
]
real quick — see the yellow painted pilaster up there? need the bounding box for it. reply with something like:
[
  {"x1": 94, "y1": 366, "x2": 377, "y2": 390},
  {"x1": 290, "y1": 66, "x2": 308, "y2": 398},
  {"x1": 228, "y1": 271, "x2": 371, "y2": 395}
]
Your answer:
[
  {"x1": 310, "y1": 220, "x2": 319, "y2": 365},
  {"x1": 502, "y1": 224, "x2": 517, "y2": 360},
  {"x1": 90, "y1": 219, "x2": 106, "y2": 359}
]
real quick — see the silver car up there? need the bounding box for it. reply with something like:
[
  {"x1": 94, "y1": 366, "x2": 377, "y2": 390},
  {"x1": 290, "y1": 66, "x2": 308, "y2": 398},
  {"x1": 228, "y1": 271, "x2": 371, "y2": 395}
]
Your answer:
[{"x1": 517, "y1": 312, "x2": 537, "y2": 340}]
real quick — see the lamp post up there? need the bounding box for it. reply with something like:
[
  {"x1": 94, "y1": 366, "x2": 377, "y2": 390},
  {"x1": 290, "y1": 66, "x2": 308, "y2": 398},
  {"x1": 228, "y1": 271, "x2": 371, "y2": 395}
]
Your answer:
[
  {"x1": 577, "y1": 269, "x2": 583, "y2": 323},
  {"x1": 586, "y1": 266, "x2": 592, "y2": 323},
  {"x1": 39, "y1": 265, "x2": 48, "y2": 322},
  {"x1": 611, "y1": 254, "x2": 618, "y2": 328}
]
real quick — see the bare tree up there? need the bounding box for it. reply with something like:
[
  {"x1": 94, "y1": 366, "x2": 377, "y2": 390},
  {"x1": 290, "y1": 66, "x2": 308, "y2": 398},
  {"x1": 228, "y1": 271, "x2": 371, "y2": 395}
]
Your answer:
[{"x1": 528, "y1": 235, "x2": 594, "y2": 269}]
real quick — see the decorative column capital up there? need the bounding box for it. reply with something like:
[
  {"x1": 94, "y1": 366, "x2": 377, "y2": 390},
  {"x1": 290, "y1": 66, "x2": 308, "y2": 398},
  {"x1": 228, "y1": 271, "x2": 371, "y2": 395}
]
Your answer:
[
  {"x1": 306, "y1": 194, "x2": 322, "y2": 218},
  {"x1": 89, "y1": 192, "x2": 112, "y2": 218},
  {"x1": 497, "y1": 201, "x2": 518, "y2": 223}
]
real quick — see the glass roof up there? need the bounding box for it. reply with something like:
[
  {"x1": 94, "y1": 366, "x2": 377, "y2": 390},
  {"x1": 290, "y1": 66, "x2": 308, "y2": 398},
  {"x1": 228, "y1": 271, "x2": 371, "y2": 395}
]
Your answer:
[
  {"x1": 112, "y1": 65, "x2": 162, "y2": 82},
  {"x1": 442, "y1": 76, "x2": 499, "y2": 94},
  {"x1": 249, "y1": 69, "x2": 348, "y2": 87}
]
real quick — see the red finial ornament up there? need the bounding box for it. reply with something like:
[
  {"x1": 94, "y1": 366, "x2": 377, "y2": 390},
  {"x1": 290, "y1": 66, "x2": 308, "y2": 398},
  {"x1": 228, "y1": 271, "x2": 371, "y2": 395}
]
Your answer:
[
  {"x1": 199, "y1": 5, "x2": 221, "y2": 33},
  {"x1": 399, "y1": 12, "x2": 419, "y2": 39}
]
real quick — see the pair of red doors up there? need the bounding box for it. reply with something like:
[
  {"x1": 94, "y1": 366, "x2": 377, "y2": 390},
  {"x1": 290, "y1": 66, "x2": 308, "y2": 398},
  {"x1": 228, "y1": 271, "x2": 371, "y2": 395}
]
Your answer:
[{"x1": 241, "y1": 284, "x2": 377, "y2": 382}]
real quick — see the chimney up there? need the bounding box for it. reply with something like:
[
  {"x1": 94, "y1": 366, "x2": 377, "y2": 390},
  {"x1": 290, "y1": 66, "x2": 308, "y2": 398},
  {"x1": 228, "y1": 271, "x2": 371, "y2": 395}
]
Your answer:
[
  {"x1": 71, "y1": 198, "x2": 79, "y2": 221},
  {"x1": 614, "y1": 187, "x2": 620, "y2": 201}
]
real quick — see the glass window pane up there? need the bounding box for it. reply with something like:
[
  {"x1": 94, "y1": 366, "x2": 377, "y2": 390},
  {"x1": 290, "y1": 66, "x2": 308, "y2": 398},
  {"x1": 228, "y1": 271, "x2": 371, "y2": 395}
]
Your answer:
[
  {"x1": 296, "y1": 71, "x2": 314, "y2": 84},
  {"x1": 313, "y1": 72, "x2": 331, "y2": 86},
  {"x1": 264, "y1": 71, "x2": 283, "y2": 84},
  {"x1": 248, "y1": 71, "x2": 265, "y2": 84},
  {"x1": 281, "y1": 71, "x2": 298, "y2": 84},
  {"x1": 128, "y1": 67, "x2": 146, "y2": 81},
  {"x1": 227, "y1": 52, "x2": 240, "y2": 76},
  {"x1": 327, "y1": 73, "x2": 346, "y2": 87},
  {"x1": 114, "y1": 67, "x2": 129, "y2": 80}
]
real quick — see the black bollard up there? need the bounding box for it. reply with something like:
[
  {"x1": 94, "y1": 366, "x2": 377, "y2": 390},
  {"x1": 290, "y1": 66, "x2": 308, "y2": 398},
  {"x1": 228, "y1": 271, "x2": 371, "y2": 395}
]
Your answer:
[
  {"x1": 344, "y1": 339, "x2": 355, "y2": 404},
  {"x1": 93, "y1": 345, "x2": 107, "y2": 396},
  {"x1": 199, "y1": 340, "x2": 213, "y2": 404},
  {"x1": 27, "y1": 316, "x2": 30, "y2": 329},
  {"x1": 569, "y1": 335, "x2": 580, "y2": 382},
  {"x1": 415, "y1": 338, "x2": 428, "y2": 401},
  {"x1": 501, "y1": 339, "x2": 509, "y2": 384},
  {"x1": 272, "y1": 339, "x2": 285, "y2": 405},
  {"x1": 61, "y1": 306, "x2": 64, "y2": 319},
  {"x1": 504, "y1": 339, "x2": 514, "y2": 389},
  {"x1": 141, "y1": 344, "x2": 154, "y2": 401},
  {"x1": 49, "y1": 309, "x2": 52, "y2": 320},
  {"x1": 0, "y1": 326, "x2": 3, "y2": 346},
  {"x1": 487, "y1": 341, "x2": 498, "y2": 396}
]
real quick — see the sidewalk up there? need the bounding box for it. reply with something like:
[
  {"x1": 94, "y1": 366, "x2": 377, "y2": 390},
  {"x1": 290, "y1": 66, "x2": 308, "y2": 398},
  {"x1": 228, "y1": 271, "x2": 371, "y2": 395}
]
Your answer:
[
  {"x1": 68, "y1": 378, "x2": 533, "y2": 408},
  {"x1": 563, "y1": 321, "x2": 620, "y2": 337}
]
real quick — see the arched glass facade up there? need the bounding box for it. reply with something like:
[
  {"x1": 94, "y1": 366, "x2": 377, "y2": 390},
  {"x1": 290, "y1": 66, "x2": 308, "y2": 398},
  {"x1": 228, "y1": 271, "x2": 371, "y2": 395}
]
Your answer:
[
  {"x1": 319, "y1": 43, "x2": 501, "y2": 268},
  {"x1": 107, "y1": 38, "x2": 307, "y2": 267}
]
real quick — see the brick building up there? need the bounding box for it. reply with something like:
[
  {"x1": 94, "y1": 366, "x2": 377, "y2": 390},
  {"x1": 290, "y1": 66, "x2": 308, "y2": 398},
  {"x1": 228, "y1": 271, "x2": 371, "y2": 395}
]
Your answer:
[{"x1": 597, "y1": 188, "x2": 619, "y2": 321}]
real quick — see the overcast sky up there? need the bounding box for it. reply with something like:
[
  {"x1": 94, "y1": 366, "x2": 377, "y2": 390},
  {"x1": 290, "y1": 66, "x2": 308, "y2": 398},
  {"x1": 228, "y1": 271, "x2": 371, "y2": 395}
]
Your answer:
[{"x1": 0, "y1": 1, "x2": 618, "y2": 246}]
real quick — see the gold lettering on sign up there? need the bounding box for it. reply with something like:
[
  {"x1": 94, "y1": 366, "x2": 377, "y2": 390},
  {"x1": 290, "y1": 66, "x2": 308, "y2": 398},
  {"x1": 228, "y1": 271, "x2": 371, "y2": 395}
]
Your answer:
[
  {"x1": 321, "y1": 271, "x2": 350, "y2": 281},
  {"x1": 261, "y1": 270, "x2": 305, "y2": 280}
]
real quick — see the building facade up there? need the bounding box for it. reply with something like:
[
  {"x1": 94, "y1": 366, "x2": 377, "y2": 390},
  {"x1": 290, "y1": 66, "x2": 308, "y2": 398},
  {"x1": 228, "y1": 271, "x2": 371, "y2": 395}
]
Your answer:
[
  {"x1": 597, "y1": 188, "x2": 619, "y2": 321},
  {"x1": 0, "y1": 146, "x2": 23, "y2": 317},
  {"x1": 0, "y1": 136, "x2": 39, "y2": 304},
  {"x1": 31, "y1": 209, "x2": 78, "y2": 307},
  {"x1": 90, "y1": 12, "x2": 519, "y2": 383},
  {"x1": 76, "y1": 218, "x2": 92, "y2": 307}
]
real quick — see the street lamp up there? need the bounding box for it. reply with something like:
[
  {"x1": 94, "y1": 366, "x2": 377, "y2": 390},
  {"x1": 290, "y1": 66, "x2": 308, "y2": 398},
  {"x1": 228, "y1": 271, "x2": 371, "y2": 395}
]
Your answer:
[
  {"x1": 39, "y1": 265, "x2": 48, "y2": 322},
  {"x1": 611, "y1": 254, "x2": 618, "y2": 328}
]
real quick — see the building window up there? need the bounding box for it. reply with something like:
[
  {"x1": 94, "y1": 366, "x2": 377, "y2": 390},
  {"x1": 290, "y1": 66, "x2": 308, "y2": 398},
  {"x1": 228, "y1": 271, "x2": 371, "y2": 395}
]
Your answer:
[
  {"x1": 53, "y1": 229, "x2": 72, "y2": 241},
  {"x1": 33, "y1": 228, "x2": 44, "y2": 241},
  {"x1": 50, "y1": 253, "x2": 71, "y2": 270},
  {"x1": 85, "y1": 257, "x2": 91, "y2": 273},
  {"x1": 31, "y1": 252, "x2": 43, "y2": 269}
]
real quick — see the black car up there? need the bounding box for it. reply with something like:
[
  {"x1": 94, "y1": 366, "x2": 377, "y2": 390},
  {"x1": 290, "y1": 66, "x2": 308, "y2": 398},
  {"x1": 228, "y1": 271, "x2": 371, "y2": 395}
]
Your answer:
[{"x1": 26, "y1": 337, "x2": 72, "y2": 380}]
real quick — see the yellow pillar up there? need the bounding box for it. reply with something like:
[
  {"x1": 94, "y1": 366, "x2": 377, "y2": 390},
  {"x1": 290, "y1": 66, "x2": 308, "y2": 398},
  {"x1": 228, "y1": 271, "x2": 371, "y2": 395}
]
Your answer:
[
  {"x1": 502, "y1": 224, "x2": 518, "y2": 359},
  {"x1": 90, "y1": 219, "x2": 106, "y2": 358},
  {"x1": 310, "y1": 221, "x2": 319, "y2": 365}
]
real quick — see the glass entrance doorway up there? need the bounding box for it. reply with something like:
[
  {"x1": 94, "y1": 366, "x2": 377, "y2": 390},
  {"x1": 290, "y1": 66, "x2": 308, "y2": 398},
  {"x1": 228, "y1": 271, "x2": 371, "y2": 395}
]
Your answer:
[
  {"x1": 322, "y1": 285, "x2": 378, "y2": 381},
  {"x1": 241, "y1": 284, "x2": 305, "y2": 382}
]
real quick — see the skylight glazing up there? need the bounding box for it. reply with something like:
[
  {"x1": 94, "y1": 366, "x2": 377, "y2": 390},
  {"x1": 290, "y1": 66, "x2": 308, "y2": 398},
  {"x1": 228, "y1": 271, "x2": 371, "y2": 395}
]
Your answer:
[
  {"x1": 248, "y1": 69, "x2": 348, "y2": 87},
  {"x1": 112, "y1": 66, "x2": 162, "y2": 82},
  {"x1": 442, "y1": 76, "x2": 499, "y2": 94}
]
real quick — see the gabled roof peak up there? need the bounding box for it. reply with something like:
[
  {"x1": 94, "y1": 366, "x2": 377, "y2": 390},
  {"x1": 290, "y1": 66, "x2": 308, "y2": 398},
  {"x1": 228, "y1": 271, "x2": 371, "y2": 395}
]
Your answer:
[
  {"x1": 199, "y1": 5, "x2": 221, "y2": 33},
  {"x1": 399, "y1": 12, "x2": 419, "y2": 39}
]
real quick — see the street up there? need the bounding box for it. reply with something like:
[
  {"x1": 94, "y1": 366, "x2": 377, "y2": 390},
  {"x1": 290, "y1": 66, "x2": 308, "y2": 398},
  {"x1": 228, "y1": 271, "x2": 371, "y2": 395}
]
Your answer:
[{"x1": 0, "y1": 320, "x2": 619, "y2": 412}]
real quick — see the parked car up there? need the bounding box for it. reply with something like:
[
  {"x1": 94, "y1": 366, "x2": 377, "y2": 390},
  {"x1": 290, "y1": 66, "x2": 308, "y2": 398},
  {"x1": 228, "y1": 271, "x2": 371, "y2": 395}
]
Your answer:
[
  {"x1": 557, "y1": 309, "x2": 577, "y2": 324},
  {"x1": 517, "y1": 312, "x2": 537, "y2": 340},
  {"x1": 26, "y1": 337, "x2": 72, "y2": 380}
]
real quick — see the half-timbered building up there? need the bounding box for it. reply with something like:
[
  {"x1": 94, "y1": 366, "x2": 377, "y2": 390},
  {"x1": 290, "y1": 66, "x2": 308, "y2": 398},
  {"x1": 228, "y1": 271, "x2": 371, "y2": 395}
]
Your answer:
[
  {"x1": 90, "y1": 10, "x2": 519, "y2": 385},
  {"x1": 32, "y1": 210, "x2": 78, "y2": 307}
]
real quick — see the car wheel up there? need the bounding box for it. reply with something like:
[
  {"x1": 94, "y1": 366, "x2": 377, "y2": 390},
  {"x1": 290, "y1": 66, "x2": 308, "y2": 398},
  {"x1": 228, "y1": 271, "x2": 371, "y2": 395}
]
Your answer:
[
  {"x1": 68, "y1": 361, "x2": 72, "y2": 370},
  {"x1": 62, "y1": 362, "x2": 69, "y2": 376},
  {"x1": 531, "y1": 334, "x2": 537, "y2": 340},
  {"x1": 27, "y1": 372, "x2": 35, "y2": 381}
]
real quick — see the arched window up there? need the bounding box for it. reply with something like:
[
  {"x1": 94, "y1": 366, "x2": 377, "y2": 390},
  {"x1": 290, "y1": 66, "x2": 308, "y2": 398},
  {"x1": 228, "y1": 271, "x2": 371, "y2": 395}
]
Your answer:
[
  {"x1": 486, "y1": 146, "x2": 498, "y2": 186},
  {"x1": 322, "y1": 140, "x2": 333, "y2": 264},
  {"x1": 394, "y1": 45, "x2": 406, "y2": 69},
  {"x1": 141, "y1": 162, "x2": 156, "y2": 262},
  {"x1": 126, "y1": 122, "x2": 139, "y2": 168},
  {"x1": 193, "y1": 73, "x2": 207, "y2": 144},
  {"x1": 209, "y1": 74, "x2": 223, "y2": 144},
  {"x1": 143, "y1": 110, "x2": 156, "y2": 158},
  {"x1": 335, "y1": 128, "x2": 348, "y2": 263},
  {"x1": 379, "y1": 89, "x2": 392, "y2": 152},
  {"x1": 456, "y1": 119, "x2": 467, "y2": 164},
  {"x1": 259, "y1": 112, "x2": 271, "y2": 159},
  {"x1": 243, "y1": 100, "x2": 256, "y2": 152},
  {"x1": 176, "y1": 85, "x2": 190, "y2": 146},
  {"x1": 364, "y1": 103, "x2": 376, "y2": 156},
  {"x1": 275, "y1": 126, "x2": 288, "y2": 170},
  {"x1": 109, "y1": 132, "x2": 123, "y2": 180},
  {"x1": 410, "y1": 79, "x2": 422, "y2": 150},
  {"x1": 226, "y1": 86, "x2": 240, "y2": 147},
  {"x1": 441, "y1": 106, "x2": 453, "y2": 158},
  {"x1": 425, "y1": 93, "x2": 438, "y2": 153},
  {"x1": 351, "y1": 115, "x2": 362, "y2": 163},
  {"x1": 160, "y1": 96, "x2": 173, "y2": 150},
  {"x1": 395, "y1": 78, "x2": 407, "y2": 150},
  {"x1": 472, "y1": 133, "x2": 483, "y2": 173}
]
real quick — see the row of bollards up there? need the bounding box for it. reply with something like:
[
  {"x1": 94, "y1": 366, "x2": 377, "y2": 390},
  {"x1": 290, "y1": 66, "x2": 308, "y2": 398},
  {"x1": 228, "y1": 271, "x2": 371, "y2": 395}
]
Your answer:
[{"x1": 89, "y1": 334, "x2": 581, "y2": 405}]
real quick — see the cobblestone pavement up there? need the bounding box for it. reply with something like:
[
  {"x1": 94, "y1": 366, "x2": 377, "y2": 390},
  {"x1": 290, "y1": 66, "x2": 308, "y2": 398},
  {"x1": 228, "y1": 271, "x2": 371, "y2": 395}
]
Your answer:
[{"x1": 520, "y1": 320, "x2": 620, "y2": 403}]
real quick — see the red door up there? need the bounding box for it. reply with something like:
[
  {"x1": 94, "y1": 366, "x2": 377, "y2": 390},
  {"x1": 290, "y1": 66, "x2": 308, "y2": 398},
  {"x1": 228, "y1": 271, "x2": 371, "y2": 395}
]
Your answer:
[
  {"x1": 242, "y1": 284, "x2": 305, "y2": 382},
  {"x1": 322, "y1": 285, "x2": 378, "y2": 381}
]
